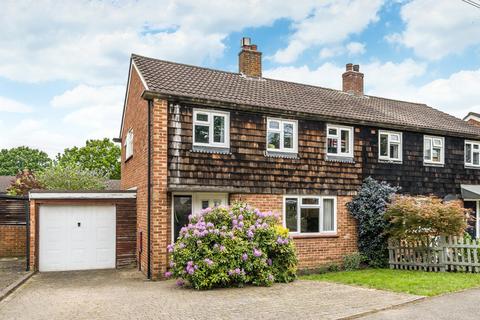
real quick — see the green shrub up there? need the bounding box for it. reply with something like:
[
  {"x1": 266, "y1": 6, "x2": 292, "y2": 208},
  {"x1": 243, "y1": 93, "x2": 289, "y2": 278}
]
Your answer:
[
  {"x1": 343, "y1": 252, "x2": 364, "y2": 271},
  {"x1": 347, "y1": 177, "x2": 399, "y2": 268},
  {"x1": 37, "y1": 164, "x2": 107, "y2": 190},
  {"x1": 166, "y1": 202, "x2": 298, "y2": 289}
]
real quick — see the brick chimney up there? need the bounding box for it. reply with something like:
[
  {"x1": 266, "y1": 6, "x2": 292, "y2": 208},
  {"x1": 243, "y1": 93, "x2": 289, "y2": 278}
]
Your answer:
[
  {"x1": 239, "y1": 37, "x2": 262, "y2": 77},
  {"x1": 342, "y1": 63, "x2": 364, "y2": 95}
]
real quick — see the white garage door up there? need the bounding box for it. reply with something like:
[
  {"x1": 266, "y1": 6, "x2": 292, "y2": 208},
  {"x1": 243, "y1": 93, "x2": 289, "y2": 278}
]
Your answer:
[{"x1": 39, "y1": 205, "x2": 116, "y2": 272}]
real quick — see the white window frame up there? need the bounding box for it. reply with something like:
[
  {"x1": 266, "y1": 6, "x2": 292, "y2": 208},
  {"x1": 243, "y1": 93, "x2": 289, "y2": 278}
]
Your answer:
[
  {"x1": 423, "y1": 135, "x2": 445, "y2": 165},
  {"x1": 282, "y1": 195, "x2": 337, "y2": 236},
  {"x1": 266, "y1": 118, "x2": 298, "y2": 153},
  {"x1": 326, "y1": 124, "x2": 354, "y2": 158},
  {"x1": 465, "y1": 140, "x2": 480, "y2": 168},
  {"x1": 125, "y1": 129, "x2": 134, "y2": 160},
  {"x1": 192, "y1": 109, "x2": 230, "y2": 148},
  {"x1": 378, "y1": 130, "x2": 403, "y2": 162}
]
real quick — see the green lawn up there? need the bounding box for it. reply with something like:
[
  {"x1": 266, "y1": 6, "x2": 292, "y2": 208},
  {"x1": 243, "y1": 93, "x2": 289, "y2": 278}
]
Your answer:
[{"x1": 302, "y1": 269, "x2": 480, "y2": 296}]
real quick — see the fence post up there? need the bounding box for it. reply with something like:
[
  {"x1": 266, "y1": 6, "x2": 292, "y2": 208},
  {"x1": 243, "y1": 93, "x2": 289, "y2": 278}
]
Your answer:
[{"x1": 438, "y1": 236, "x2": 446, "y2": 272}]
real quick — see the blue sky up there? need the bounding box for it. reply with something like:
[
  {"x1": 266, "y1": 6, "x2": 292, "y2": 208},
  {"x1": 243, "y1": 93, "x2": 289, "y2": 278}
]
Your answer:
[{"x1": 0, "y1": 0, "x2": 479, "y2": 156}]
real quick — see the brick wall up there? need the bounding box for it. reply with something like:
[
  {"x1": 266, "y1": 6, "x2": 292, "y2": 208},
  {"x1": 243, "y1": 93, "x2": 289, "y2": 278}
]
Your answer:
[
  {"x1": 467, "y1": 119, "x2": 480, "y2": 128},
  {"x1": 238, "y1": 45, "x2": 262, "y2": 77},
  {"x1": 0, "y1": 225, "x2": 26, "y2": 257},
  {"x1": 230, "y1": 193, "x2": 358, "y2": 270}
]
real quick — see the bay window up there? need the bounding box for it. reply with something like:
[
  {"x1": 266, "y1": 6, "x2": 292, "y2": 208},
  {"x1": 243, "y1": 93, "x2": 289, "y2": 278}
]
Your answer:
[
  {"x1": 326, "y1": 124, "x2": 353, "y2": 158},
  {"x1": 284, "y1": 196, "x2": 337, "y2": 235},
  {"x1": 465, "y1": 140, "x2": 480, "y2": 168},
  {"x1": 266, "y1": 118, "x2": 298, "y2": 153},
  {"x1": 378, "y1": 130, "x2": 402, "y2": 162},
  {"x1": 424, "y1": 135, "x2": 445, "y2": 165},
  {"x1": 193, "y1": 109, "x2": 230, "y2": 148}
]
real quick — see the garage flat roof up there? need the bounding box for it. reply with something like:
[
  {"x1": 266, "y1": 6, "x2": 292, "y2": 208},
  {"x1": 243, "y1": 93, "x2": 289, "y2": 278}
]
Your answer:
[{"x1": 29, "y1": 190, "x2": 136, "y2": 200}]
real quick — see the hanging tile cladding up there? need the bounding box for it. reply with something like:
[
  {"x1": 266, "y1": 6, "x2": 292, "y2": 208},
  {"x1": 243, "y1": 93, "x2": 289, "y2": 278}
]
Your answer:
[
  {"x1": 361, "y1": 127, "x2": 480, "y2": 197},
  {"x1": 168, "y1": 103, "x2": 363, "y2": 195}
]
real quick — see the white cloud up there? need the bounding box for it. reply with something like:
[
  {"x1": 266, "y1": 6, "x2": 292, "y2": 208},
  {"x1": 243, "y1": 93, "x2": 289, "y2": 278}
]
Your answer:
[
  {"x1": 264, "y1": 63, "x2": 343, "y2": 89},
  {"x1": 51, "y1": 85, "x2": 124, "y2": 109},
  {"x1": 272, "y1": 0, "x2": 383, "y2": 63},
  {"x1": 0, "y1": 96, "x2": 32, "y2": 113},
  {"x1": 346, "y1": 42, "x2": 366, "y2": 56},
  {"x1": 0, "y1": 0, "x2": 323, "y2": 85},
  {"x1": 388, "y1": 0, "x2": 480, "y2": 60}
]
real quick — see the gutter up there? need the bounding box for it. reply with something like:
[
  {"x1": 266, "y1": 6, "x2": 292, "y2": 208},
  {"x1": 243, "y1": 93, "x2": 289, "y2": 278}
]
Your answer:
[
  {"x1": 142, "y1": 90, "x2": 480, "y2": 140},
  {"x1": 147, "y1": 99, "x2": 152, "y2": 280}
]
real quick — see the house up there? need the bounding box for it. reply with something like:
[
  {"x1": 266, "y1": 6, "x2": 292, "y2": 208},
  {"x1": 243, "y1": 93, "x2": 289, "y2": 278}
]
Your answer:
[
  {"x1": 119, "y1": 37, "x2": 480, "y2": 279},
  {"x1": 464, "y1": 112, "x2": 480, "y2": 128},
  {"x1": 0, "y1": 176, "x2": 14, "y2": 194}
]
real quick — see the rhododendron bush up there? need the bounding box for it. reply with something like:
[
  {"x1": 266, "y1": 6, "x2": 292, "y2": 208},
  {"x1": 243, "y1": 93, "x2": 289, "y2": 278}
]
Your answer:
[{"x1": 166, "y1": 202, "x2": 297, "y2": 289}]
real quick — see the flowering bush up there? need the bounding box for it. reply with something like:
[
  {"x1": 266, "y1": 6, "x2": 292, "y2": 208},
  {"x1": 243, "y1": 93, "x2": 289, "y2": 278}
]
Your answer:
[{"x1": 166, "y1": 202, "x2": 298, "y2": 289}]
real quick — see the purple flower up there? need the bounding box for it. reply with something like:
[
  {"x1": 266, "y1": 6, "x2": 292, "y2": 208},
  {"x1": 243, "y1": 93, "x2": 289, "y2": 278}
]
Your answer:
[
  {"x1": 238, "y1": 214, "x2": 244, "y2": 221},
  {"x1": 267, "y1": 258, "x2": 272, "y2": 266},
  {"x1": 232, "y1": 219, "x2": 238, "y2": 226},
  {"x1": 242, "y1": 253, "x2": 248, "y2": 261},
  {"x1": 219, "y1": 245, "x2": 226, "y2": 252},
  {"x1": 253, "y1": 248, "x2": 262, "y2": 257},
  {"x1": 268, "y1": 274, "x2": 274, "y2": 282},
  {"x1": 204, "y1": 258, "x2": 213, "y2": 266},
  {"x1": 169, "y1": 261, "x2": 175, "y2": 268},
  {"x1": 164, "y1": 271, "x2": 172, "y2": 278},
  {"x1": 167, "y1": 244, "x2": 174, "y2": 253},
  {"x1": 176, "y1": 279, "x2": 185, "y2": 287},
  {"x1": 238, "y1": 221, "x2": 244, "y2": 228},
  {"x1": 179, "y1": 242, "x2": 186, "y2": 249},
  {"x1": 247, "y1": 230, "x2": 254, "y2": 239}
]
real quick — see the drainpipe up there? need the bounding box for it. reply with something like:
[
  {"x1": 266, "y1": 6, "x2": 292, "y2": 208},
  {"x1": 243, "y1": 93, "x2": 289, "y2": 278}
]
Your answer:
[
  {"x1": 147, "y1": 99, "x2": 152, "y2": 280},
  {"x1": 25, "y1": 197, "x2": 30, "y2": 271}
]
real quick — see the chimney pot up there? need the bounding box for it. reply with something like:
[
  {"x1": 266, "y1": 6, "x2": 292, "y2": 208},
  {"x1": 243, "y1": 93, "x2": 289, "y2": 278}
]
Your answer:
[
  {"x1": 239, "y1": 37, "x2": 262, "y2": 77},
  {"x1": 342, "y1": 62, "x2": 364, "y2": 95}
]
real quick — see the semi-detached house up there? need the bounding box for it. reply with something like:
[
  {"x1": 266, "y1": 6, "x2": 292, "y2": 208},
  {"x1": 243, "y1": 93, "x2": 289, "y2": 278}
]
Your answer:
[{"x1": 119, "y1": 38, "x2": 480, "y2": 279}]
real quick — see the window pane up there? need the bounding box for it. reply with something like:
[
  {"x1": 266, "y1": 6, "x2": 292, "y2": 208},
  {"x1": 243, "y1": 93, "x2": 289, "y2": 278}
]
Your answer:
[
  {"x1": 269, "y1": 120, "x2": 280, "y2": 129},
  {"x1": 213, "y1": 116, "x2": 225, "y2": 143},
  {"x1": 474, "y1": 152, "x2": 480, "y2": 165},
  {"x1": 174, "y1": 196, "x2": 192, "y2": 240},
  {"x1": 302, "y1": 197, "x2": 319, "y2": 205},
  {"x1": 300, "y1": 208, "x2": 319, "y2": 233},
  {"x1": 285, "y1": 198, "x2": 298, "y2": 232},
  {"x1": 323, "y1": 199, "x2": 334, "y2": 232},
  {"x1": 328, "y1": 128, "x2": 337, "y2": 136},
  {"x1": 474, "y1": 144, "x2": 480, "y2": 150},
  {"x1": 424, "y1": 139, "x2": 431, "y2": 160},
  {"x1": 390, "y1": 144, "x2": 399, "y2": 159},
  {"x1": 390, "y1": 134, "x2": 400, "y2": 142},
  {"x1": 380, "y1": 134, "x2": 388, "y2": 157},
  {"x1": 327, "y1": 138, "x2": 338, "y2": 154},
  {"x1": 466, "y1": 144, "x2": 472, "y2": 163},
  {"x1": 267, "y1": 132, "x2": 280, "y2": 149},
  {"x1": 433, "y1": 138, "x2": 442, "y2": 147},
  {"x1": 194, "y1": 125, "x2": 209, "y2": 143},
  {"x1": 196, "y1": 113, "x2": 208, "y2": 122},
  {"x1": 201, "y1": 200, "x2": 209, "y2": 209},
  {"x1": 432, "y1": 147, "x2": 441, "y2": 162},
  {"x1": 341, "y1": 130, "x2": 350, "y2": 153},
  {"x1": 283, "y1": 123, "x2": 294, "y2": 149}
]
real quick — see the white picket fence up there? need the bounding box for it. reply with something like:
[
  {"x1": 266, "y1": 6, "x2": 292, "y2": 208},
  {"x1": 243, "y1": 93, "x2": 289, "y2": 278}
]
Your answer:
[{"x1": 388, "y1": 236, "x2": 480, "y2": 272}]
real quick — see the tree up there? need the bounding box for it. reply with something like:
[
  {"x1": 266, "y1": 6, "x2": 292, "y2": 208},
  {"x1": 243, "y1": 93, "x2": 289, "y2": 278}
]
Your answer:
[
  {"x1": 56, "y1": 138, "x2": 121, "y2": 179},
  {"x1": 347, "y1": 177, "x2": 400, "y2": 268},
  {"x1": 0, "y1": 146, "x2": 51, "y2": 175},
  {"x1": 6, "y1": 169, "x2": 44, "y2": 196},
  {"x1": 37, "y1": 164, "x2": 108, "y2": 191}
]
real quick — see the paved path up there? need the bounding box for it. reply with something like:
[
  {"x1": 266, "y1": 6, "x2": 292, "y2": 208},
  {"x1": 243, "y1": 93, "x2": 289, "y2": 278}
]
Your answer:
[
  {"x1": 0, "y1": 258, "x2": 27, "y2": 292},
  {"x1": 360, "y1": 287, "x2": 480, "y2": 320},
  {"x1": 0, "y1": 269, "x2": 420, "y2": 320}
]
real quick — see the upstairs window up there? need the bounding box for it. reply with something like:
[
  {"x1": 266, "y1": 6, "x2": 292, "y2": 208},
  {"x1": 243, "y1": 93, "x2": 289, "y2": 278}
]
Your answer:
[
  {"x1": 326, "y1": 124, "x2": 354, "y2": 158},
  {"x1": 379, "y1": 130, "x2": 402, "y2": 162},
  {"x1": 125, "y1": 129, "x2": 134, "y2": 160},
  {"x1": 465, "y1": 140, "x2": 480, "y2": 167},
  {"x1": 193, "y1": 109, "x2": 230, "y2": 148},
  {"x1": 284, "y1": 196, "x2": 336, "y2": 235},
  {"x1": 266, "y1": 118, "x2": 298, "y2": 153},
  {"x1": 424, "y1": 135, "x2": 445, "y2": 165}
]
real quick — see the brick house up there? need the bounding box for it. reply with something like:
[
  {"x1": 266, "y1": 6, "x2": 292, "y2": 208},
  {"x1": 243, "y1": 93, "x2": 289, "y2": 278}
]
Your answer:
[{"x1": 119, "y1": 38, "x2": 480, "y2": 280}]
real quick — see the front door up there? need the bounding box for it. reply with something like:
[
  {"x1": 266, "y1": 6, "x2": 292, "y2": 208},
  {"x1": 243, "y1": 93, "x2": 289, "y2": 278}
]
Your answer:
[{"x1": 172, "y1": 193, "x2": 228, "y2": 241}]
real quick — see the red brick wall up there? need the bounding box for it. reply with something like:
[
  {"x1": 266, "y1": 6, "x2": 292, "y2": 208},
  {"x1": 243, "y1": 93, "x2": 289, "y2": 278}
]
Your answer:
[
  {"x1": 239, "y1": 45, "x2": 262, "y2": 77},
  {"x1": 0, "y1": 225, "x2": 26, "y2": 257},
  {"x1": 230, "y1": 193, "x2": 358, "y2": 270},
  {"x1": 467, "y1": 119, "x2": 480, "y2": 128},
  {"x1": 120, "y1": 66, "x2": 149, "y2": 275}
]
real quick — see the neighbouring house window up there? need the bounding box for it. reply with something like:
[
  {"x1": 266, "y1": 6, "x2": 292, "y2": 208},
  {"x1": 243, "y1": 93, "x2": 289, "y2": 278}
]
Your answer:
[
  {"x1": 125, "y1": 129, "x2": 134, "y2": 160},
  {"x1": 424, "y1": 135, "x2": 445, "y2": 165},
  {"x1": 284, "y1": 196, "x2": 337, "y2": 235},
  {"x1": 465, "y1": 141, "x2": 480, "y2": 167},
  {"x1": 266, "y1": 118, "x2": 298, "y2": 153},
  {"x1": 326, "y1": 124, "x2": 354, "y2": 158},
  {"x1": 379, "y1": 130, "x2": 402, "y2": 162},
  {"x1": 193, "y1": 109, "x2": 230, "y2": 148}
]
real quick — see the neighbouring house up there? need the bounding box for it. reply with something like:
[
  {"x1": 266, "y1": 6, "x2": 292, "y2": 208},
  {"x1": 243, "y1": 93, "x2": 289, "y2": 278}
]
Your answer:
[
  {"x1": 0, "y1": 176, "x2": 14, "y2": 195},
  {"x1": 464, "y1": 112, "x2": 480, "y2": 128},
  {"x1": 119, "y1": 37, "x2": 480, "y2": 280}
]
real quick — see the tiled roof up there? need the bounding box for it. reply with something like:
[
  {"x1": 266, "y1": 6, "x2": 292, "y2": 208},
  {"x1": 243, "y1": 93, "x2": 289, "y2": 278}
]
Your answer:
[
  {"x1": 0, "y1": 176, "x2": 14, "y2": 193},
  {"x1": 132, "y1": 54, "x2": 480, "y2": 138}
]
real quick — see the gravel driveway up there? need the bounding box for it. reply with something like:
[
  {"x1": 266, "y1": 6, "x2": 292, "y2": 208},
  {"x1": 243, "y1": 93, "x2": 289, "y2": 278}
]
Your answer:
[
  {"x1": 0, "y1": 269, "x2": 420, "y2": 320},
  {"x1": 0, "y1": 258, "x2": 28, "y2": 293}
]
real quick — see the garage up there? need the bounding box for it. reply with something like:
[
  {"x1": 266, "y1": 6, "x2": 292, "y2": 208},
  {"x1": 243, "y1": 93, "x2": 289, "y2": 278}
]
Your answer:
[{"x1": 29, "y1": 191, "x2": 137, "y2": 272}]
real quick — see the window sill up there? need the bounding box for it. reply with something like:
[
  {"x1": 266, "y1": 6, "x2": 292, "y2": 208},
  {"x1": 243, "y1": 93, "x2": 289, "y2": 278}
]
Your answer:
[
  {"x1": 465, "y1": 165, "x2": 480, "y2": 170},
  {"x1": 423, "y1": 162, "x2": 444, "y2": 168},
  {"x1": 379, "y1": 159, "x2": 402, "y2": 164},
  {"x1": 325, "y1": 155, "x2": 354, "y2": 163},
  {"x1": 124, "y1": 155, "x2": 133, "y2": 163},
  {"x1": 191, "y1": 145, "x2": 231, "y2": 155},
  {"x1": 290, "y1": 233, "x2": 338, "y2": 239},
  {"x1": 265, "y1": 150, "x2": 299, "y2": 159}
]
